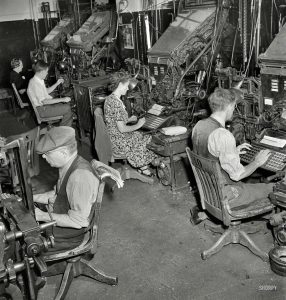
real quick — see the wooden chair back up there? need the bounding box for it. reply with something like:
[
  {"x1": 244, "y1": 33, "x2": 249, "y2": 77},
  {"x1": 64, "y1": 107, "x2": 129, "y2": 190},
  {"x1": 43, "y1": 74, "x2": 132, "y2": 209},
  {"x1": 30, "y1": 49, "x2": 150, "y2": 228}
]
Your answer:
[
  {"x1": 93, "y1": 107, "x2": 114, "y2": 163},
  {"x1": 3, "y1": 138, "x2": 34, "y2": 211},
  {"x1": 186, "y1": 147, "x2": 229, "y2": 222},
  {"x1": 11, "y1": 83, "x2": 29, "y2": 109},
  {"x1": 7, "y1": 127, "x2": 40, "y2": 178}
]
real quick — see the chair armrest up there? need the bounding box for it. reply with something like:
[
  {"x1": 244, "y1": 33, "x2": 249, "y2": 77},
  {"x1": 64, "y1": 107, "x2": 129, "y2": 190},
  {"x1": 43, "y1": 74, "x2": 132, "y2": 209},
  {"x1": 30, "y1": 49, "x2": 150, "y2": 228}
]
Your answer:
[
  {"x1": 222, "y1": 196, "x2": 231, "y2": 226},
  {"x1": 91, "y1": 160, "x2": 124, "y2": 188}
]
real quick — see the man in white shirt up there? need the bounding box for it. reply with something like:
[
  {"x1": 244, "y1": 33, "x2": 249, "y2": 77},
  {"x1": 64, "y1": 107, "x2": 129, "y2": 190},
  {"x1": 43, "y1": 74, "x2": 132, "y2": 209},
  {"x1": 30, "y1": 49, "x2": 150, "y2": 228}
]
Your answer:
[
  {"x1": 192, "y1": 88, "x2": 273, "y2": 213},
  {"x1": 27, "y1": 60, "x2": 73, "y2": 126}
]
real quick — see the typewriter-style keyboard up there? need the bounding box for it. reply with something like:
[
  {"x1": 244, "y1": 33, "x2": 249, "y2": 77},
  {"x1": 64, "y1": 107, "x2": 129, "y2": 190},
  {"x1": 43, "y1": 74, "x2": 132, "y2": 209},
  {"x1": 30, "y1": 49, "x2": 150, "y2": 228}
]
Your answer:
[
  {"x1": 142, "y1": 114, "x2": 170, "y2": 131},
  {"x1": 240, "y1": 144, "x2": 286, "y2": 172}
]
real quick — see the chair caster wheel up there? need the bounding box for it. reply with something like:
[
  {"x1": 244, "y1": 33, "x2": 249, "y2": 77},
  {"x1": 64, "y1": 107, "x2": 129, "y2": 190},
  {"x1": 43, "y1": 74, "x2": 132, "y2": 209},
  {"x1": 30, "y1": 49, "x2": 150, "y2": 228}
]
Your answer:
[
  {"x1": 269, "y1": 246, "x2": 286, "y2": 276},
  {"x1": 83, "y1": 253, "x2": 95, "y2": 261},
  {"x1": 201, "y1": 252, "x2": 207, "y2": 260}
]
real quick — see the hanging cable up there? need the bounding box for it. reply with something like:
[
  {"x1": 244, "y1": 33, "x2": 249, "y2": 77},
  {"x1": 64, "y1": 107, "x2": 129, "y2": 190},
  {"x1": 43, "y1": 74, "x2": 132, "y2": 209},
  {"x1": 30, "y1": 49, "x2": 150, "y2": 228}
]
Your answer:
[
  {"x1": 244, "y1": 13, "x2": 259, "y2": 77},
  {"x1": 242, "y1": 0, "x2": 248, "y2": 71},
  {"x1": 29, "y1": 0, "x2": 40, "y2": 49},
  {"x1": 255, "y1": 0, "x2": 262, "y2": 65},
  {"x1": 76, "y1": 0, "x2": 81, "y2": 27}
]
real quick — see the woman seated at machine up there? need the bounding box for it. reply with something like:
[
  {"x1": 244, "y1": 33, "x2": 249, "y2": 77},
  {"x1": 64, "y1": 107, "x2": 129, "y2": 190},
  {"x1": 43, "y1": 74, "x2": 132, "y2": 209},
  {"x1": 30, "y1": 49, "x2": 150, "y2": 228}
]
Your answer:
[
  {"x1": 104, "y1": 78, "x2": 157, "y2": 176},
  {"x1": 10, "y1": 58, "x2": 30, "y2": 103}
]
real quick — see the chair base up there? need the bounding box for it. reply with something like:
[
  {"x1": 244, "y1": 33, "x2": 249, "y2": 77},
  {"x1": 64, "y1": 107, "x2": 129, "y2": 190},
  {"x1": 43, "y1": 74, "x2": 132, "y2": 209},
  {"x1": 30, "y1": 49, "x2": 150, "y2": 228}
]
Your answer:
[
  {"x1": 201, "y1": 221, "x2": 269, "y2": 262},
  {"x1": 47, "y1": 257, "x2": 118, "y2": 300},
  {"x1": 117, "y1": 165, "x2": 154, "y2": 185}
]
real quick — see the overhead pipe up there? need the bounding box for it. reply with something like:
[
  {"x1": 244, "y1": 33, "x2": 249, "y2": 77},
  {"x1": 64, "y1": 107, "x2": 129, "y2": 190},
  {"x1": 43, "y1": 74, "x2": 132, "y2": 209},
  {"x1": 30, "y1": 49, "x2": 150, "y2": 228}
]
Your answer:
[
  {"x1": 29, "y1": 0, "x2": 40, "y2": 49},
  {"x1": 255, "y1": 0, "x2": 262, "y2": 65}
]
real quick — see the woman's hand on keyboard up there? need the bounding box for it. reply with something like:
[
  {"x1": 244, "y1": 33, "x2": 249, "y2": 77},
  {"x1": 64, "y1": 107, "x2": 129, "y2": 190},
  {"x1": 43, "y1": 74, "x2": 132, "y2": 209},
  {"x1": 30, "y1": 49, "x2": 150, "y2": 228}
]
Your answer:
[
  {"x1": 128, "y1": 115, "x2": 138, "y2": 123},
  {"x1": 236, "y1": 143, "x2": 252, "y2": 155},
  {"x1": 138, "y1": 117, "x2": 146, "y2": 127},
  {"x1": 254, "y1": 149, "x2": 272, "y2": 166}
]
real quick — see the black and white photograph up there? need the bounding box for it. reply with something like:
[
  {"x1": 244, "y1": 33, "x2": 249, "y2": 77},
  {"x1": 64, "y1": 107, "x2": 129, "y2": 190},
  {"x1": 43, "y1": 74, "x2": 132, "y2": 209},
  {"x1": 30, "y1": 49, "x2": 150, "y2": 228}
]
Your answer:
[{"x1": 0, "y1": 0, "x2": 285, "y2": 299}]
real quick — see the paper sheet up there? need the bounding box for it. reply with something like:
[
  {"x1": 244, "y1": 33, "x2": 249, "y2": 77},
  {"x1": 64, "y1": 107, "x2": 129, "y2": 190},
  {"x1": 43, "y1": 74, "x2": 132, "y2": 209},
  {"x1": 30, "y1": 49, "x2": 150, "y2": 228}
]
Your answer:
[
  {"x1": 148, "y1": 104, "x2": 164, "y2": 116},
  {"x1": 260, "y1": 135, "x2": 286, "y2": 148}
]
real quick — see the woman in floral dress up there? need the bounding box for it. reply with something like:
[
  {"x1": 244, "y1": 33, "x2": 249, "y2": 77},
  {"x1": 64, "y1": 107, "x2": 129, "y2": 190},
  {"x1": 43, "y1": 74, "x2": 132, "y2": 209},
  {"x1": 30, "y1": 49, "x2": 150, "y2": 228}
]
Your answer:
[{"x1": 104, "y1": 78, "x2": 157, "y2": 173}]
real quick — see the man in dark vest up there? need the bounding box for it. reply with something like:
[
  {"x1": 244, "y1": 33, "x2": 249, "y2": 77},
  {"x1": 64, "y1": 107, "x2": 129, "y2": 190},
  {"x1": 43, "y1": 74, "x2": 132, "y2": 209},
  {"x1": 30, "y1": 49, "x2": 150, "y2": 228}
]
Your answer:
[
  {"x1": 191, "y1": 88, "x2": 274, "y2": 223},
  {"x1": 33, "y1": 126, "x2": 99, "y2": 252}
]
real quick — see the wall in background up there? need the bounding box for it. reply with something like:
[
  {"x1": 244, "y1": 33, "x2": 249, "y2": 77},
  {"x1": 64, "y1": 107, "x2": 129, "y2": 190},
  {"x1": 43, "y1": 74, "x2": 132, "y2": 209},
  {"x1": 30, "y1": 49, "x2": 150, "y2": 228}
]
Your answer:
[
  {"x1": 116, "y1": 0, "x2": 172, "y2": 12},
  {"x1": 0, "y1": 0, "x2": 58, "y2": 87},
  {"x1": 0, "y1": 0, "x2": 57, "y2": 22}
]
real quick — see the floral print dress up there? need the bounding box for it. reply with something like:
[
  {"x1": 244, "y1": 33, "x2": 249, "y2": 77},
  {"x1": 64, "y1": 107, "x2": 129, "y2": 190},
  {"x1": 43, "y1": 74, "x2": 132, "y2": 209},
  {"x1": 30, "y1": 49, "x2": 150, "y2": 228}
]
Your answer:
[{"x1": 104, "y1": 94, "x2": 157, "y2": 168}]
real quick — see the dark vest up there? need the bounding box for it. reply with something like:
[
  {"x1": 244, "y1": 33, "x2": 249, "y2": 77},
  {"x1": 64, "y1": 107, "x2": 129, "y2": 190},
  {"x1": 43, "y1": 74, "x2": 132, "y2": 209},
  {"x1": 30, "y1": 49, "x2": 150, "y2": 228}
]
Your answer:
[
  {"x1": 192, "y1": 117, "x2": 236, "y2": 185},
  {"x1": 51, "y1": 155, "x2": 98, "y2": 252}
]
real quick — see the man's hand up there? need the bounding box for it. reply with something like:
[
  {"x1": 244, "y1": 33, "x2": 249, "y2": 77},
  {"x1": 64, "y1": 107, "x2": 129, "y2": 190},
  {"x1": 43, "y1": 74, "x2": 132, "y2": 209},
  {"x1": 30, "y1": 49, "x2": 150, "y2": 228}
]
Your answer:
[
  {"x1": 48, "y1": 194, "x2": 56, "y2": 205},
  {"x1": 129, "y1": 115, "x2": 138, "y2": 123},
  {"x1": 137, "y1": 117, "x2": 146, "y2": 127},
  {"x1": 33, "y1": 190, "x2": 55, "y2": 204},
  {"x1": 57, "y1": 78, "x2": 64, "y2": 85},
  {"x1": 237, "y1": 143, "x2": 252, "y2": 155},
  {"x1": 34, "y1": 207, "x2": 49, "y2": 222},
  {"x1": 61, "y1": 97, "x2": 71, "y2": 103},
  {"x1": 254, "y1": 149, "x2": 272, "y2": 167}
]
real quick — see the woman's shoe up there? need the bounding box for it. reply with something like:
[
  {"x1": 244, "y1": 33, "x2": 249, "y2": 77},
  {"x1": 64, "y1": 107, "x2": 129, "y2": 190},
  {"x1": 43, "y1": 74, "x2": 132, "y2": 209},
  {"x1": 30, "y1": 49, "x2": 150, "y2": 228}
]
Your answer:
[{"x1": 138, "y1": 166, "x2": 153, "y2": 177}]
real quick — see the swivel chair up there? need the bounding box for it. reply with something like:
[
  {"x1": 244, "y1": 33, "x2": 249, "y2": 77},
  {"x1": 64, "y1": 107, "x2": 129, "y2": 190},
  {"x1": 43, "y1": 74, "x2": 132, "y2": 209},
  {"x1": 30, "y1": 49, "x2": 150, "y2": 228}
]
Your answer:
[
  {"x1": 43, "y1": 161, "x2": 118, "y2": 300},
  {"x1": 186, "y1": 147, "x2": 274, "y2": 262},
  {"x1": 94, "y1": 107, "x2": 154, "y2": 185},
  {"x1": 27, "y1": 90, "x2": 63, "y2": 128}
]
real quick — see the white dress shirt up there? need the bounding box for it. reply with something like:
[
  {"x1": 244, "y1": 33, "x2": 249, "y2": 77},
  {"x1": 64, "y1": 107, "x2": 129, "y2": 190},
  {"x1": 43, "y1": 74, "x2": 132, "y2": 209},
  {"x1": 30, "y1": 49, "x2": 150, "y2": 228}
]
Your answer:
[
  {"x1": 27, "y1": 75, "x2": 52, "y2": 107},
  {"x1": 208, "y1": 127, "x2": 246, "y2": 181}
]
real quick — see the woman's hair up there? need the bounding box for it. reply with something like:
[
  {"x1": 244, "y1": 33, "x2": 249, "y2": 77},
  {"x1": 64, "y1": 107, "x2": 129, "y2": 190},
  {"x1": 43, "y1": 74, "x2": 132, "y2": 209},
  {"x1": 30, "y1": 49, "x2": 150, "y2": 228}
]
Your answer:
[
  {"x1": 208, "y1": 88, "x2": 235, "y2": 112},
  {"x1": 11, "y1": 58, "x2": 21, "y2": 69},
  {"x1": 34, "y1": 60, "x2": 49, "y2": 73},
  {"x1": 108, "y1": 73, "x2": 130, "y2": 91}
]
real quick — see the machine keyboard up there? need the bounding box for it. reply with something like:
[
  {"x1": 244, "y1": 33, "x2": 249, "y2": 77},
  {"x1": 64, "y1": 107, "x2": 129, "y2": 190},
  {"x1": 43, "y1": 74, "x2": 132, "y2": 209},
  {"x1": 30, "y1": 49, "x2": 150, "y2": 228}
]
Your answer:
[
  {"x1": 240, "y1": 144, "x2": 286, "y2": 172},
  {"x1": 142, "y1": 114, "x2": 171, "y2": 131}
]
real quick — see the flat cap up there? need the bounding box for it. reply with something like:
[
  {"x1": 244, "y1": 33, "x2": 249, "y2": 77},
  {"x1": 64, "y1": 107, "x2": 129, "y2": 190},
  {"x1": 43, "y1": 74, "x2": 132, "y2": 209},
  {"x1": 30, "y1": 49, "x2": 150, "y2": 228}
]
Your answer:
[{"x1": 36, "y1": 126, "x2": 76, "y2": 154}]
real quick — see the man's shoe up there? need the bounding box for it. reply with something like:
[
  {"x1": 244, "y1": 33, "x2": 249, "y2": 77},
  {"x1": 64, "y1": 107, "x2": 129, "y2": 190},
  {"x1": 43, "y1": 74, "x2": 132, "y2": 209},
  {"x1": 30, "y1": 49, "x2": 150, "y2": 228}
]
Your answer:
[{"x1": 190, "y1": 206, "x2": 207, "y2": 225}]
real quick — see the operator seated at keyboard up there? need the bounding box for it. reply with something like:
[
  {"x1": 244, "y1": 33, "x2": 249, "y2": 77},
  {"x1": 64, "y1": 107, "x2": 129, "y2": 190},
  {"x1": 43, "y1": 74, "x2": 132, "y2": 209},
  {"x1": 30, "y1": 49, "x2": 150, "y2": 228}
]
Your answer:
[
  {"x1": 191, "y1": 87, "x2": 274, "y2": 220},
  {"x1": 240, "y1": 143, "x2": 286, "y2": 172},
  {"x1": 104, "y1": 78, "x2": 157, "y2": 176}
]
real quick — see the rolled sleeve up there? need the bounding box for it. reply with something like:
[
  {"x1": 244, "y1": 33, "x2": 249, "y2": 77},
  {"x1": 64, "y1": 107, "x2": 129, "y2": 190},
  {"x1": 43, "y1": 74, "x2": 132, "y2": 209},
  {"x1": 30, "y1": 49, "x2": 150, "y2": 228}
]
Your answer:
[
  {"x1": 66, "y1": 169, "x2": 99, "y2": 227},
  {"x1": 208, "y1": 128, "x2": 245, "y2": 181}
]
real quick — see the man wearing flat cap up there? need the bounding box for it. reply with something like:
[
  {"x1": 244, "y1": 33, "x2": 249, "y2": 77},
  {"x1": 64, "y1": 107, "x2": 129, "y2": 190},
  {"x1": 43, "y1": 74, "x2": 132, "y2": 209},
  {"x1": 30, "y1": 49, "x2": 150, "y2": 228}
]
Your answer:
[{"x1": 33, "y1": 126, "x2": 99, "y2": 252}]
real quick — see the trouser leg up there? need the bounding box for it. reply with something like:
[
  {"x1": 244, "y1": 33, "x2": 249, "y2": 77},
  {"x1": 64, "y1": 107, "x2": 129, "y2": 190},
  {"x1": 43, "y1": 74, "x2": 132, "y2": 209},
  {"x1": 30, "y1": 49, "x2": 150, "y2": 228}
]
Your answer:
[
  {"x1": 37, "y1": 103, "x2": 73, "y2": 126},
  {"x1": 229, "y1": 182, "x2": 274, "y2": 208}
]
